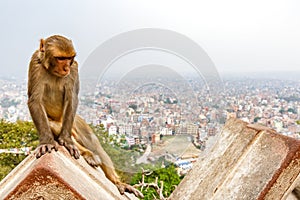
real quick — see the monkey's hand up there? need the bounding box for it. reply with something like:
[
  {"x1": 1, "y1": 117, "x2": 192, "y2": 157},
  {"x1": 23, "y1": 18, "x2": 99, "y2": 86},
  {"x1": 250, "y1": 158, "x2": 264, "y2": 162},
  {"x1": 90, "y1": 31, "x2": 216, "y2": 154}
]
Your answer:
[
  {"x1": 116, "y1": 183, "x2": 144, "y2": 199},
  {"x1": 35, "y1": 141, "x2": 59, "y2": 158},
  {"x1": 58, "y1": 134, "x2": 80, "y2": 159}
]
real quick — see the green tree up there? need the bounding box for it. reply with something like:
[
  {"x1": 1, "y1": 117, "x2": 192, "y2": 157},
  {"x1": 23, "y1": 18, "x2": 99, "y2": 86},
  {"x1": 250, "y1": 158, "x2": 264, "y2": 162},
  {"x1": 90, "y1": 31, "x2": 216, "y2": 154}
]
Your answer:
[
  {"x1": 287, "y1": 108, "x2": 296, "y2": 114},
  {"x1": 254, "y1": 117, "x2": 261, "y2": 123},
  {"x1": 279, "y1": 108, "x2": 285, "y2": 114},
  {"x1": 129, "y1": 104, "x2": 138, "y2": 111},
  {"x1": 0, "y1": 120, "x2": 39, "y2": 180},
  {"x1": 130, "y1": 164, "x2": 182, "y2": 199}
]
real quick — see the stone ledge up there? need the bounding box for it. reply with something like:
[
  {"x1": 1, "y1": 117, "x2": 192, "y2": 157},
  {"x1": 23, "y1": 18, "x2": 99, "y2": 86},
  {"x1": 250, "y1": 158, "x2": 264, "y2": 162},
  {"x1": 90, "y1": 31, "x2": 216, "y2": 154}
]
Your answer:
[
  {"x1": 170, "y1": 118, "x2": 300, "y2": 200},
  {"x1": 0, "y1": 146, "x2": 137, "y2": 200}
]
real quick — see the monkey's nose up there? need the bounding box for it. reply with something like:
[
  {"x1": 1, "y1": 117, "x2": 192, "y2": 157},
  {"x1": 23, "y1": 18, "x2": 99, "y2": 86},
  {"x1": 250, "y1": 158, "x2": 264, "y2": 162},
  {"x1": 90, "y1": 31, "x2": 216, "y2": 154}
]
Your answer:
[{"x1": 63, "y1": 66, "x2": 70, "y2": 72}]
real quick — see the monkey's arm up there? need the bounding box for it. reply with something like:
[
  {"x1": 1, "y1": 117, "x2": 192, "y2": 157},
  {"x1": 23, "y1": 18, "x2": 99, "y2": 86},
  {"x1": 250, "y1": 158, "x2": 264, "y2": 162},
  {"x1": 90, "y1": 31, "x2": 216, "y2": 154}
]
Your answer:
[
  {"x1": 27, "y1": 56, "x2": 58, "y2": 157},
  {"x1": 58, "y1": 62, "x2": 80, "y2": 159}
]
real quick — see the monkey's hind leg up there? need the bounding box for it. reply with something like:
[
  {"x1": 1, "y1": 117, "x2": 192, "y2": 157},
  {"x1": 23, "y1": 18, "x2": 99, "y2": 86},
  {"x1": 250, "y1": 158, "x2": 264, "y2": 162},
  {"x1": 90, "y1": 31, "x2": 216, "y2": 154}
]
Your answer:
[
  {"x1": 71, "y1": 137, "x2": 102, "y2": 167},
  {"x1": 72, "y1": 116, "x2": 104, "y2": 167}
]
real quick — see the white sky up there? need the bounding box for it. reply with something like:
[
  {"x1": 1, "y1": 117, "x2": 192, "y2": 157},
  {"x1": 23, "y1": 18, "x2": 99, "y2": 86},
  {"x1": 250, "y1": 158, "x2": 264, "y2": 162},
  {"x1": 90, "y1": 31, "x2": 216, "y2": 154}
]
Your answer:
[{"x1": 0, "y1": 0, "x2": 299, "y2": 78}]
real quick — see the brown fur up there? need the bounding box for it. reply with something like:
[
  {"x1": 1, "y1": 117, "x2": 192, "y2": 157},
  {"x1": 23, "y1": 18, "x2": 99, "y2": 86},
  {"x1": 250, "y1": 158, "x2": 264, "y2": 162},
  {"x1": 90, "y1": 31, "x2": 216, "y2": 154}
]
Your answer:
[{"x1": 27, "y1": 35, "x2": 143, "y2": 198}]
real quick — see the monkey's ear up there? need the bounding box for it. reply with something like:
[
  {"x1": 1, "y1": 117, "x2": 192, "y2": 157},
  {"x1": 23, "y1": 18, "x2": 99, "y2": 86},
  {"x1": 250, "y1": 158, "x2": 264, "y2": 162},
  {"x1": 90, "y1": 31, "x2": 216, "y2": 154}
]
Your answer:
[{"x1": 40, "y1": 39, "x2": 45, "y2": 52}]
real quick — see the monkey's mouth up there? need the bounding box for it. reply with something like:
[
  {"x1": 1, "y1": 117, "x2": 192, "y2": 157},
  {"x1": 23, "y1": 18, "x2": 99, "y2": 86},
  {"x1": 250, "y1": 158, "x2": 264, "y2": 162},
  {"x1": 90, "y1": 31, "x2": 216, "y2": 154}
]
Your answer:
[{"x1": 54, "y1": 70, "x2": 70, "y2": 77}]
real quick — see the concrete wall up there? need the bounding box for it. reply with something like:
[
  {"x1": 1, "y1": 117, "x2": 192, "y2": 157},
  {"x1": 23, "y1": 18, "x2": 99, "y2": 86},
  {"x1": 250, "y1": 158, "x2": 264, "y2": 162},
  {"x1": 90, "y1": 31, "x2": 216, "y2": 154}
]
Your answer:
[
  {"x1": 170, "y1": 118, "x2": 300, "y2": 200},
  {"x1": 0, "y1": 147, "x2": 137, "y2": 200}
]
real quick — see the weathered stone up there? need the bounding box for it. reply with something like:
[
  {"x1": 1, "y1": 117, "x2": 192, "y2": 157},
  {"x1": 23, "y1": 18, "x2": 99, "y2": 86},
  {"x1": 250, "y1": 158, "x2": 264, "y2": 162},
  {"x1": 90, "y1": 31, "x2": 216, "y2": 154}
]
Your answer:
[
  {"x1": 170, "y1": 118, "x2": 300, "y2": 200},
  {"x1": 0, "y1": 147, "x2": 137, "y2": 200}
]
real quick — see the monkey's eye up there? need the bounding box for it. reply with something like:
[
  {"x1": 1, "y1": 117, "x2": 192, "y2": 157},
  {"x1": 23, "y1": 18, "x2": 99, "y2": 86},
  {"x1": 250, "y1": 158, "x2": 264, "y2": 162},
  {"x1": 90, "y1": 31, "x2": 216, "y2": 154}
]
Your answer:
[
  {"x1": 55, "y1": 57, "x2": 66, "y2": 61},
  {"x1": 55, "y1": 56, "x2": 74, "y2": 61}
]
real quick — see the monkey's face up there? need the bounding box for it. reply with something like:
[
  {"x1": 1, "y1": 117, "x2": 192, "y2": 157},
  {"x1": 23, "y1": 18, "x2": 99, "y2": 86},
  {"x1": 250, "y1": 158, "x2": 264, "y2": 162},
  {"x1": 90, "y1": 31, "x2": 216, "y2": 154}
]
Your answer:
[
  {"x1": 40, "y1": 36, "x2": 76, "y2": 78},
  {"x1": 50, "y1": 56, "x2": 74, "y2": 77},
  {"x1": 45, "y1": 46, "x2": 76, "y2": 78}
]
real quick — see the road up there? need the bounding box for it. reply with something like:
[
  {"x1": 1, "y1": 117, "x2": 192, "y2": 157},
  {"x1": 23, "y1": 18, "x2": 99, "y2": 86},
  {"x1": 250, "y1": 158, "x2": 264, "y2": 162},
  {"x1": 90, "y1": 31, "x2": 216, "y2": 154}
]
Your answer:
[{"x1": 136, "y1": 144, "x2": 152, "y2": 164}]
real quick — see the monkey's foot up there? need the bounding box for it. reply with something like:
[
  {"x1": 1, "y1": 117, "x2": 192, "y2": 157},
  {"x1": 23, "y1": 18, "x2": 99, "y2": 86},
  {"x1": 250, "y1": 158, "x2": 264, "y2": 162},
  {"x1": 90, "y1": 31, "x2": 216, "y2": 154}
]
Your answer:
[
  {"x1": 35, "y1": 142, "x2": 59, "y2": 158},
  {"x1": 58, "y1": 137, "x2": 80, "y2": 159},
  {"x1": 82, "y1": 152, "x2": 102, "y2": 167},
  {"x1": 116, "y1": 183, "x2": 144, "y2": 199}
]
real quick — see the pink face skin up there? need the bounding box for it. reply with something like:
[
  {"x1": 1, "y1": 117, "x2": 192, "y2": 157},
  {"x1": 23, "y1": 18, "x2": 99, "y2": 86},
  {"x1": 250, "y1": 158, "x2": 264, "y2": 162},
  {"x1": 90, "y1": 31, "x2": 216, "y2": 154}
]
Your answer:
[{"x1": 53, "y1": 56, "x2": 74, "y2": 77}]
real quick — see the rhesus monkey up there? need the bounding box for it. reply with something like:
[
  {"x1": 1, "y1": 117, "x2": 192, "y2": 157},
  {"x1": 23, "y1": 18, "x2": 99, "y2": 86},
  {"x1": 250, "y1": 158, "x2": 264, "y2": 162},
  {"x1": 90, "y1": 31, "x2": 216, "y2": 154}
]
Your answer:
[{"x1": 27, "y1": 35, "x2": 143, "y2": 198}]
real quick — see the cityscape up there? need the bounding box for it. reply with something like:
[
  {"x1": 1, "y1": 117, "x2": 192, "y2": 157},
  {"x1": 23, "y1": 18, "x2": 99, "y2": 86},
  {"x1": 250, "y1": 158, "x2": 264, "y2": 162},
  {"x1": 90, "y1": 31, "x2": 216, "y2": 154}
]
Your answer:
[{"x1": 1, "y1": 72, "x2": 300, "y2": 174}]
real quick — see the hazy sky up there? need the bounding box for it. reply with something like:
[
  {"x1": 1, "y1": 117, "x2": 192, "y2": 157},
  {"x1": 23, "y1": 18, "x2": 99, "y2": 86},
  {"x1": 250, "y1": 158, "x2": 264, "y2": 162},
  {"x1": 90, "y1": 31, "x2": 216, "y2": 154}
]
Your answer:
[{"x1": 0, "y1": 0, "x2": 299, "y2": 78}]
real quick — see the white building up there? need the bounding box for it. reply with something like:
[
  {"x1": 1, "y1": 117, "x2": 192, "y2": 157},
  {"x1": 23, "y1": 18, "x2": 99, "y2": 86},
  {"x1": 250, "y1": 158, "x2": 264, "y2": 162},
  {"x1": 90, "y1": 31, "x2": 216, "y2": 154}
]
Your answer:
[{"x1": 108, "y1": 125, "x2": 117, "y2": 136}]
